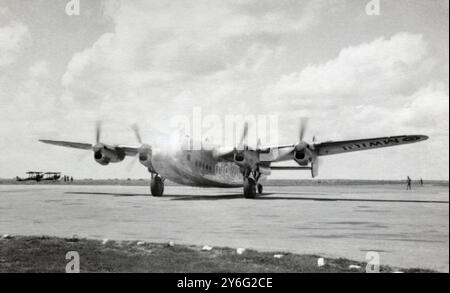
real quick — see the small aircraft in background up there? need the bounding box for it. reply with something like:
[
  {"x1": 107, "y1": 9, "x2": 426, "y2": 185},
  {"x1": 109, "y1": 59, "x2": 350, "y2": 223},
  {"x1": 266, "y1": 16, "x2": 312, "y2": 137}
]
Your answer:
[
  {"x1": 42, "y1": 172, "x2": 62, "y2": 181},
  {"x1": 16, "y1": 171, "x2": 44, "y2": 182},
  {"x1": 39, "y1": 120, "x2": 429, "y2": 198},
  {"x1": 16, "y1": 171, "x2": 62, "y2": 182}
]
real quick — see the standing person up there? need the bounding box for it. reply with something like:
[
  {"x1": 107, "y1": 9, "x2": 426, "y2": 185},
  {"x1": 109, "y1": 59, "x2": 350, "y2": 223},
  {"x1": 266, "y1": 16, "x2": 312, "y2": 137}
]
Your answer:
[
  {"x1": 420, "y1": 178, "x2": 424, "y2": 186},
  {"x1": 406, "y1": 176, "x2": 412, "y2": 190},
  {"x1": 70, "y1": 176, "x2": 73, "y2": 182}
]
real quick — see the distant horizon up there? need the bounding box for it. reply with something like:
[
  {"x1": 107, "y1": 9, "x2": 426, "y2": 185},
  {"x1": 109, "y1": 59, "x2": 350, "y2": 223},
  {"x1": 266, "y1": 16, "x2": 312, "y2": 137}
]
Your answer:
[{"x1": 1, "y1": 177, "x2": 448, "y2": 182}]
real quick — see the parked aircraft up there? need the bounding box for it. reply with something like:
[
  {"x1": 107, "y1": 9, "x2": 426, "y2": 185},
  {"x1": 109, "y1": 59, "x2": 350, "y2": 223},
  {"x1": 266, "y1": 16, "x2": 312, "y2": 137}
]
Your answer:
[
  {"x1": 42, "y1": 172, "x2": 62, "y2": 181},
  {"x1": 16, "y1": 171, "x2": 44, "y2": 182}
]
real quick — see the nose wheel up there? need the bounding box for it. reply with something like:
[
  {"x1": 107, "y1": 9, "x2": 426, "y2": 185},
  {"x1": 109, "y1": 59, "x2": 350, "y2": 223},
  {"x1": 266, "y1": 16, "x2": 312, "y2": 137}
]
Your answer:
[
  {"x1": 243, "y1": 168, "x2": 263, "y2": 199},
  {"x1": 150, "y1": 174, "x2": 164, "y2": 197}
]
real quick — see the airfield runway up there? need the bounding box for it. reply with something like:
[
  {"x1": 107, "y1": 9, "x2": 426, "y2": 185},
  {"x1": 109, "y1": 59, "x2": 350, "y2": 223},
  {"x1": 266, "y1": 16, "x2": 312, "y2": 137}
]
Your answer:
[{"x1": 0, "y1": 184, "x2": 448, "y2": 272}]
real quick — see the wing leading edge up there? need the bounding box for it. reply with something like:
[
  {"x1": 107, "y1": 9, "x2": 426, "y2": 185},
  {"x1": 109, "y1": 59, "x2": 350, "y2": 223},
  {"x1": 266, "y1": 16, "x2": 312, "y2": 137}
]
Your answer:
[
  {"x1": 314, "y1": 135, "x2": 428, "y2": 156},
  {"x1": 39, "y1": 139, "x2": 92, "y2": 150},
  {"x1": 39, "y1": 139, "x2": 139, "y2": 156}
]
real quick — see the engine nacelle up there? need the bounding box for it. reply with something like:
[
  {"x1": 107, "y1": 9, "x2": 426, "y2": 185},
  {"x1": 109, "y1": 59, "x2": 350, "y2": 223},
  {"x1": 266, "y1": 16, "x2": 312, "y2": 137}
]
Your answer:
[
  {"x1": 234, "y1": 152, "x2": 245, "y2": 163},
  {"x1": 94, "y1": 152, "x2": 111, "y2": 165},
  {"x1": 138, "y1": 144, "x2": 152, "y2": 167},
  {"x1": 94, "y1": 145, "x2": 125, "y2": 166},
  {"x1": 294, "y1": 150, "x2": 310, "y2": 166},
  {"x1": 293, "y1": 142, "x2": 314, "y2": 166}
]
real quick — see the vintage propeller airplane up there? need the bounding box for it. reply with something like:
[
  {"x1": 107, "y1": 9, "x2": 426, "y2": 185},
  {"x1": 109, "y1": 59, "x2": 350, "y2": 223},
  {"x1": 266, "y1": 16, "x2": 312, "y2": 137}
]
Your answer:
[
  {"x1": 39, "y1": 120, "x2": 428, "y2": 198},
  {"x1": 16, "y1": 171, "x2": 62, "y2": 182},
  {"x1": 42, "y1": 172, "x2": 62, "y2": 181},
  {"x1": 16, "y1": 171, "x2": 45, "y2": 182}
]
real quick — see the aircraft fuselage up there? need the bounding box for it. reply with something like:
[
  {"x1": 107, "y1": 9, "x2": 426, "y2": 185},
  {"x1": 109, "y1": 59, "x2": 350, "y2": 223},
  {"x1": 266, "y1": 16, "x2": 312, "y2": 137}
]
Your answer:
[{"x1": 151, "y1": 150, "x2": 253, "y2": 188}]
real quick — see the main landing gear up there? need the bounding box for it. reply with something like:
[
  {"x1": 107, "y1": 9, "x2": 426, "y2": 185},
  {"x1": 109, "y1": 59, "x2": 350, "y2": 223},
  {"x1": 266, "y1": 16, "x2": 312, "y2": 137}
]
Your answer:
[
  {"x1": 243, "y1": 169, "x2": 263, "y2": 199},
  {"x1": 243, "y1": 177, "x2": 257, "y2": 198},
  {"x1": 257, "y1": 183, "x2": 263, "y2": 194},
  {"x1": 150, "y1": 174, "x2": 164, "y2": 197}
]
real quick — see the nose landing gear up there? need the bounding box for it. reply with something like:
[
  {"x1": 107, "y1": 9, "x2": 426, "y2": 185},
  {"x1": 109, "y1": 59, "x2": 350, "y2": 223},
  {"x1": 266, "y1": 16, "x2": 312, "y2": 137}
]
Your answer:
[
  {"x1": 243, "y1": 177, "x2": 257, "y2": 198},
  {"x1": 243, "y1": 168, "x2": 263, "y2": 199}
]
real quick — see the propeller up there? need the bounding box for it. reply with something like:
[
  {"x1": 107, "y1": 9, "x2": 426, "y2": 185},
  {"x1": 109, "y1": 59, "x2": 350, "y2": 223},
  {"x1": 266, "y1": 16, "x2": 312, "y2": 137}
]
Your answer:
[
  {"x1": 70, "y1": 122, "x2": 104, "y2": 162},
  {"x1": 238, "y1": 121, "x2": 249, "y2": 150},
  {"x1": 298, "y1": 117, "x2": 308, "y2": 142},
  {"x1": 131, "y1": 123, "x2": 143, "y2": 144},
  {"x1": 295, "y1": 117, "x2": 309, "y2": 154},
  {"x1": 125, "y1": 124, "x2": 141, "y2": 171},
  {"x1": 232, "y1": 121, "x2": 250, "y2": 162},
  {"x1": 95, "y1": 121, "x2": 102, "y2": 144},
  {"x1": 126, "y1": 123, "x2": 152, "y2": 171},
  {"x1": 93, "y1": 121, "x2": 105, "y2": 157},
  {"x1": 233, "y1": 121, "x2": 249, "y2": 152},
  {"x1": 131, "y1": 123, "x2": 151, "y2": 159},
  {"x1": 293, "y1": 118, "x2": 320, "y2": 177}
]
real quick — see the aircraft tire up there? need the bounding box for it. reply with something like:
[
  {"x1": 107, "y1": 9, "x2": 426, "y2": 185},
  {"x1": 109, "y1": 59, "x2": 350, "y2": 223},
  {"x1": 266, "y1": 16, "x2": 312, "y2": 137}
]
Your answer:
[
  {"x1": 150, "y1": 176, "x2": 164, "y2": 197},
  {"x1": 243, "y1": 177, "x2": 256, "y2": 199},
  {"x1": 257, "y1": 183, "x2": 263, "y2": 194}
]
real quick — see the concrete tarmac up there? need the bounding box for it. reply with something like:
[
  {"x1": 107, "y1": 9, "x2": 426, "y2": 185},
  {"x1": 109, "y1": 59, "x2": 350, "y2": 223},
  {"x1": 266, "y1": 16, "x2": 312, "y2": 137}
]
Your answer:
[{"x1": 0, "y1": 184, "x2": 448, "y2": 272}]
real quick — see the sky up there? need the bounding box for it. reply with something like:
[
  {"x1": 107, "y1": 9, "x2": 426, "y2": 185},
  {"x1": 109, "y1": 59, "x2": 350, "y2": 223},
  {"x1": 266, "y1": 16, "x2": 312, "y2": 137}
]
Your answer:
[{"x1": 0, "y1": 0, "x2": 448, "y2": 180}]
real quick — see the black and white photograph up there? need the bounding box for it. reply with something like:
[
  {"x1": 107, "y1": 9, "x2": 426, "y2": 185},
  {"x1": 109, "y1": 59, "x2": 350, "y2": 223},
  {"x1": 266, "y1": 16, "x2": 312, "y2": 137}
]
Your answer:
[{"x1": 0, "y1": 0, "x2": 448, "y2": 279}]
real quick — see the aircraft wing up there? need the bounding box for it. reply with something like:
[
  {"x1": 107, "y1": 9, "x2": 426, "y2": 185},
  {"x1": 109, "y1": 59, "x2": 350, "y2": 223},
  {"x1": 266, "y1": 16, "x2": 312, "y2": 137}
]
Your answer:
[
  {"x1": 314, "y1": 135, "x2": 428, "y2": 156},
  {"x1": 212, "y1": 144, "x2": 297, "y2": 164},
  {"x1": 39, "y1": 139, "x2": 140, "y2": 156},
  {"x1": 39, "y1": 139, "x2": 93, "y2": 150},
  {"x1": 115, "y1": 145, "x2": 139, "y2": 156}
]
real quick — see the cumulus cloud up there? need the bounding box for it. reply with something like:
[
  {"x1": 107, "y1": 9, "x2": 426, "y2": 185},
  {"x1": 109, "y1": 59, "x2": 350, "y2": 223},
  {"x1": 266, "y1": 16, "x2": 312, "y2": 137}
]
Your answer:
[
  {"x1": 263, "y1": 32, "x2": 448, "y2": 144},
  {"x1": 397, "y1": 82, "x2": 449, "y2": 135},
  {"x1": 29, "y1": 60, "x2": 50, "y2": 78},
  {"x1": 59, "y1": 0, "x2": 328, "y2": 133},
  {"x1": 59, "y1": 2, "x2": 448, "y2": 161},
  {"x1": 62, "y1": 0, "x2": 324, "y2": 89},
  {"x1": 268, "y1": 33, "x2": 431, "y2": 102},
  {"x1": 0, "y1": 21, "x2": 29, "y2": 67}
]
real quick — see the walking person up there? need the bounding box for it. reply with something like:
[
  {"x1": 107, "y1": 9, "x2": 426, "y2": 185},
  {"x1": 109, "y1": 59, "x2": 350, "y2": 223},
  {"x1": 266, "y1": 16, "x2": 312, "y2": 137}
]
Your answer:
[{"x1": 406, "y1": 176, "x2": 412, "y2": 190}]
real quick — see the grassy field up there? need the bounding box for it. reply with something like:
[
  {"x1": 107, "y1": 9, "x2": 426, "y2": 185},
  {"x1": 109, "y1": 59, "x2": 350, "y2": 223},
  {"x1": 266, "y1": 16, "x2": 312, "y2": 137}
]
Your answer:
[{"x1": 0, "y1": 236, "x2": 435, "y2": 273}]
